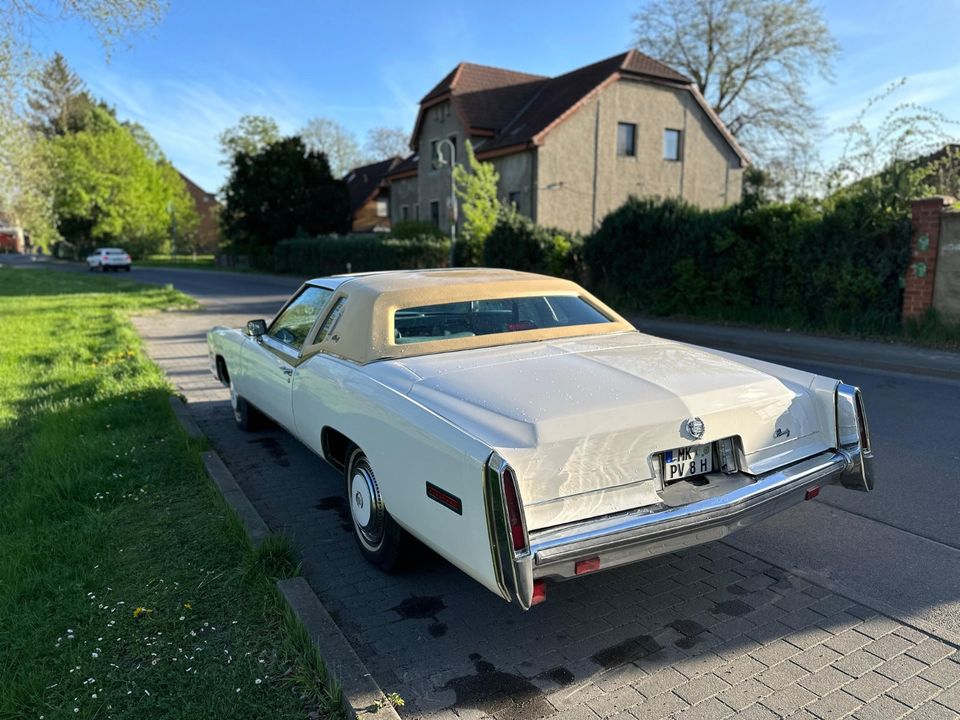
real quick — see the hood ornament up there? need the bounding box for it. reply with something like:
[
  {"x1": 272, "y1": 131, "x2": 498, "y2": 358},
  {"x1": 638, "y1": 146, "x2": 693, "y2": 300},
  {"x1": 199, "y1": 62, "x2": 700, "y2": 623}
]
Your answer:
[{"x1": 686, "y1": 417, "x2": 705, "y2": 441}]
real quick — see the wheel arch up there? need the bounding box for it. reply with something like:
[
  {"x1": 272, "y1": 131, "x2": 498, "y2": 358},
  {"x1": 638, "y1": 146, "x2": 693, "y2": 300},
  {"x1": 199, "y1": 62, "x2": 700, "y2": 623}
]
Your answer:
[{"x1": 321, "y1": 426, "x2": 355, "y2": 472}]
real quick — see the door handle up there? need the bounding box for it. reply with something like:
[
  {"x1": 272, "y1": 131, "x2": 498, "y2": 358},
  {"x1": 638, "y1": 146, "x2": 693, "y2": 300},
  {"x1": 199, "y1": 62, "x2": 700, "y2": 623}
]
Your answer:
[{"x1": 281, "y1": 367, "x2": 294, "y2": 376}]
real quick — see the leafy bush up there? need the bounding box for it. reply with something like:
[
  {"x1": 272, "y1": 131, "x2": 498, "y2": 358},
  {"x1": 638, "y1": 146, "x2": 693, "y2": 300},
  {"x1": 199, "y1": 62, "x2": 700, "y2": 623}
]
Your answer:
[
  {"x1": 483, "y1": 209, "x2": 583, "y2": 279},
  {"x1": 584, "y1": 195, "x2": 911, "y2": 331},
  {"x1": 274, "y1": 234, "x2": 450, "y2": 276},
  {"x1": 390, "y1": 220, "x2": 446, "y2": 240}
]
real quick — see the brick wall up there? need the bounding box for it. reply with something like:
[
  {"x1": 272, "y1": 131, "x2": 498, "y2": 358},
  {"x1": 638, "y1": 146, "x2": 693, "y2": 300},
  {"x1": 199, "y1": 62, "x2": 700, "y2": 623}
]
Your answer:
[{"x1": 902, "y1": 196, "x2": 956, "y2": 321}]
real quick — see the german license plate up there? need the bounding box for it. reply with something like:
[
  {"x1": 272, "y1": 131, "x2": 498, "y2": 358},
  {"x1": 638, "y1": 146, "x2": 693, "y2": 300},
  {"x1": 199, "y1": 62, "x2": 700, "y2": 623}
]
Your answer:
[{"x1": 662, "y1": 444, "x2": 713, "y2": 483}]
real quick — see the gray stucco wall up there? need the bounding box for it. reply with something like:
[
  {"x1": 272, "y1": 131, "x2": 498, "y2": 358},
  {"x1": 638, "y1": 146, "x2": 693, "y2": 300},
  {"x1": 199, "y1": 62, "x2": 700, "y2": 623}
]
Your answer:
[
  {"x1": 536, "y1": 78, "x2": 743, "y2": 234},
  {"x1": 390, "y1": 176, "x2": 419, "y2": 224},
  {"x1": 415, "y1": 100, "x2": 465, "y2": 234},
  {"x1": 490, "y1": 151, "x2": 536, "y2": 219},
  {"x1": 934, "y1": 212, "x2": 960, "y2": 321}
]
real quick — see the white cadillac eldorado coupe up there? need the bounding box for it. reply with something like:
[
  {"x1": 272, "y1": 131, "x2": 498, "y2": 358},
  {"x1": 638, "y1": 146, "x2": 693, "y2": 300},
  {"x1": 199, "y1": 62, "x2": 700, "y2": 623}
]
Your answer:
[{"x1": 207, "y1": 269, "x2": 873, "y2": 609}]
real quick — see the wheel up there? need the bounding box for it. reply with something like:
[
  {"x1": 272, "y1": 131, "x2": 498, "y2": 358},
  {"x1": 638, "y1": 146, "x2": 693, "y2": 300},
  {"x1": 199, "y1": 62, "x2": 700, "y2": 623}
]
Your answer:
[
  {"x1": 99, "y1": 263, "x2": 107, "y2": 272},
  {"x1": 346, "y1": 448, "x2": 408, "y2": 571},
  {"x1": 88, "y1": 263, "x2": 94, "y2": 272},
  {"x1": 229, "y1": 377, "x2": 262, "y2": 431},
  {"x1": 124, "y1": 265, "x2": 131, "y2": 272}
]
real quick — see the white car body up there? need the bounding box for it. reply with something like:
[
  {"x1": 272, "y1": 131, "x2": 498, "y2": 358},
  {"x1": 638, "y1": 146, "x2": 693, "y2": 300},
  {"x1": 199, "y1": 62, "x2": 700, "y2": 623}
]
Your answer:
[
  {"x1": 86, "y1": 247, "x2": 132, "y2": 271},
  {"x1": 207, "y1": 269, "x2": 874, "y2": 609}
]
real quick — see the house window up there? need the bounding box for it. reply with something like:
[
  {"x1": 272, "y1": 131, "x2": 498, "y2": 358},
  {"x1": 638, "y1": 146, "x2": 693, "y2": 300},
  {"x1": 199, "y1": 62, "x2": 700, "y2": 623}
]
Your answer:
[
  {"x1": 664, "y1": 129, "x2": 682, "y2": 161},
  {"x1": 429, "y1": 200, "x2": 440, "y2": 227},
  {"x1": 376, "y1": 199, "x2": 389, "y2": 218},
  {"x1": 401, "y1": 205, "x2": 409, "y2": 221},
  {"x1": 430, "y1": 139, "x2": 438, "y2": 169},
  {"x1": 414, "y1": 204, "x2": 420, "y2": 221},
  {"x1": 447, "y1": 135, "x2": 457, "y2": 163},
  {"x1": 617, "y1": 123, "x2": 637, "y2": 157},
  {"x1": 508, "y1": 191, "x2": 521, "y2": 210}
]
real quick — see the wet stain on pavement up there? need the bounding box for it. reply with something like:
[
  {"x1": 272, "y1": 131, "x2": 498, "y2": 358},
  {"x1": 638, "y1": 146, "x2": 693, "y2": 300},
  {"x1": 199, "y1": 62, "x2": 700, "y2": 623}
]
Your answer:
[
  {"x1": 542, "y1": 666, "x2": 575, "y2": 687},
  {"x1": 392, "y1": 595, "x2": 449, "y2": 639},
  {"x1": 392, "y1": 595, "x2": 446, "y2": 620},
  {"x1": 727, "y1": 583, "x2": 750, "y2": 595},
  {"x1": 592, "y1": 634, "x2": 662, "y2": 669},
  {"x1": 445, "y1": 656, "x2": 553, "y2": 720},
  {"x1": 669, "y1": 618, "x2": 707, "y2": 649},
  {"x1": 315, "y1": 496, "x2": 352, "y2": 533},
  {"x1": 713, "y1": 599, "x2": 753, "y2": 617},
  {"x1": 248, "y1": 436, "x2": 290, "y2": 467}
]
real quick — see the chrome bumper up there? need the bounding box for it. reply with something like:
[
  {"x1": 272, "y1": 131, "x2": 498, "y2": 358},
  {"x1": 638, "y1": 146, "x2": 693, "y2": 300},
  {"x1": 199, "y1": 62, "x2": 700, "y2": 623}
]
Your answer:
[{"x1": 486, "y1": 383, "x2": 874, "y2": 610}]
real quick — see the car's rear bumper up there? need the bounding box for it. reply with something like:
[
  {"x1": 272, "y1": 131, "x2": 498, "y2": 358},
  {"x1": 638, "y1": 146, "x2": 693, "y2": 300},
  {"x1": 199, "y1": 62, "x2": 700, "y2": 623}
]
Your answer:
[{"x1": 485, "y1": 384, "x2": 873, "y2": 610}]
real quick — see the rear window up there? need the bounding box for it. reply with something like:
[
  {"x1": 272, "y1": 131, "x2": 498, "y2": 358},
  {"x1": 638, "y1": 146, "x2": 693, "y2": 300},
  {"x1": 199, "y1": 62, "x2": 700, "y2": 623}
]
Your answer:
[{"x1": 393, "y1": 295, "x2": 611, "y2": 345}]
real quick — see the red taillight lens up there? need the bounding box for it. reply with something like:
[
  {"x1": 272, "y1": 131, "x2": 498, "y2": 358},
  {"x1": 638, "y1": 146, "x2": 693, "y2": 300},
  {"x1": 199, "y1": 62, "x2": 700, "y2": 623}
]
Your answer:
[
  {"x1": 575, "y1": 557, "x2": 601, "y2": 575},
  {"x1": 531, "y1": 579, "x2": 547, "y2": 605},
  {"x1": 804, "y1": 486, "x2": 820, "y2": 501},
  {"x1": 502, "y1": 467, "x2": 527, "y2": 552}
]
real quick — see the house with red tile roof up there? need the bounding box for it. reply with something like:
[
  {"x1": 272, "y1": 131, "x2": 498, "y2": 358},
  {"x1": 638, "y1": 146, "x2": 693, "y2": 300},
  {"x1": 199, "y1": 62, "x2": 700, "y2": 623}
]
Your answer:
[
  {"x1": 387, "y1": 50, "x2": 748, "y2": 234},
  {"x1": 345, "y1": 157, "x2": 402, "y2": 232}
]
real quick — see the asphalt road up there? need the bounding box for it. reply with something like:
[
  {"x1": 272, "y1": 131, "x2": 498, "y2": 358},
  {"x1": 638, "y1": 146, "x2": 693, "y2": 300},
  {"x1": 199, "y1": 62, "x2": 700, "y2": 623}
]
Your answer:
[{"x1": 7, "y1": 254, "x2": 960, "y2": 641}]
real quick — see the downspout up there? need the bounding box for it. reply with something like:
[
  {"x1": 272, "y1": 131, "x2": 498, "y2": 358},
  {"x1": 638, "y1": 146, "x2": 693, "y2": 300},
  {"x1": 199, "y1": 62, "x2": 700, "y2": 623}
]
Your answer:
[
  {"x1": 679, "y1": 107, "x2": 688, "y2": 200},
  {"x1": 591, "y1": 99, "x2": 601, "y2": 230},
  {"x1": 530, "y1": 147, "x2": 538, "y2": 224}
]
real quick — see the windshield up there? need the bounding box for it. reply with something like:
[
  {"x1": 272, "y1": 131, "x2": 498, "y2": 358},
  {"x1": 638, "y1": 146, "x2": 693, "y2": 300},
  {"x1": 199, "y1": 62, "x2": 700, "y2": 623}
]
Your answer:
[{"x1": 393, "y1": 295, "x2": 611, "y2": 345}]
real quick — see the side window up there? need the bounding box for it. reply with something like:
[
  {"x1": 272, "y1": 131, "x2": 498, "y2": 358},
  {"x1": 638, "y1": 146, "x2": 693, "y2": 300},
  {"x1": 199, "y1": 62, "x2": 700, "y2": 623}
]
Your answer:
[
  {"x1": 268, "y1": 286, "x2": 333, "y2": 351},
  {"x1": 315, "y1": 297, "x2": 347, "y2": 344}
]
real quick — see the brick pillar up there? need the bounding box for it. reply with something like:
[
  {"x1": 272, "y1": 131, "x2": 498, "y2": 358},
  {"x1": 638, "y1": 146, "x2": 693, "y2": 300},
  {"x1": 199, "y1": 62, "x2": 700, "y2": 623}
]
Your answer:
[{"x1": 903, "y1": 196, "x2": 954, "y2": 321}]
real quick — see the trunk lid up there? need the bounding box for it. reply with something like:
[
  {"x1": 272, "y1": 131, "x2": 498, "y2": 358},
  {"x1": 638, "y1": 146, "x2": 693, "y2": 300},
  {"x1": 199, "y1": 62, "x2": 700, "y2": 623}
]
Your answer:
[{"x1": 397, "y1": 332, "x2": 833, "y2": 530}]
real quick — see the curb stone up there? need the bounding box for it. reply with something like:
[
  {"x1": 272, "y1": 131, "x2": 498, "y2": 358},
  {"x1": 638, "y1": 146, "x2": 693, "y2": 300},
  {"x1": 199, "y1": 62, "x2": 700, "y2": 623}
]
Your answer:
[{"x1": 168, "y1": 396, "x2": 399, "y2": 720}]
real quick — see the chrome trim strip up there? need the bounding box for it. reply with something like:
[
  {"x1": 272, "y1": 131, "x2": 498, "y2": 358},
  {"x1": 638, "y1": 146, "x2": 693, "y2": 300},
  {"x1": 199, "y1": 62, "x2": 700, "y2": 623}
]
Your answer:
[
  {"x1": 483, "y1": 452, "x2": 535, "y2": 609},
  {"x1": 836, "y1": 383, "x2": 874, "y2": 491}
]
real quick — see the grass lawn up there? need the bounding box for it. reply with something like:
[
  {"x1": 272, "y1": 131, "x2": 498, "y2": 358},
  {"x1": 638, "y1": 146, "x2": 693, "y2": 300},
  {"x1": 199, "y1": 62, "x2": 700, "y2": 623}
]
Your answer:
[
  {"x1": 0, "y1": 269, "x2": 338, "y2": 719},
  {"x1": 136, "y1": 255, "x2": 217, "y2": 270}
]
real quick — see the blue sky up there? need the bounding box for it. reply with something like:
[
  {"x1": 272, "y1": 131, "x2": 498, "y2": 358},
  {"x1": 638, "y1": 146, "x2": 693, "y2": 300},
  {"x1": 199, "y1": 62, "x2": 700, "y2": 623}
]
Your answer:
[{"x1": 33, "y1": 0, "x2": 960, "y2": 192}]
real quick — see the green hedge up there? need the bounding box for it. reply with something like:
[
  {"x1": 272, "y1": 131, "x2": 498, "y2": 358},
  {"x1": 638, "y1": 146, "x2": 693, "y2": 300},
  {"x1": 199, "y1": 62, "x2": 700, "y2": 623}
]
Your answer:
[
  {"x1": 483, "y1": 210, "x2": 583, "y2": 279},
  {"x1": 584, "y1": 196, "x2": 911, "y2": 331},
  {"x1": 273, "y1": 234, "x2": 450, "y2": 276}
]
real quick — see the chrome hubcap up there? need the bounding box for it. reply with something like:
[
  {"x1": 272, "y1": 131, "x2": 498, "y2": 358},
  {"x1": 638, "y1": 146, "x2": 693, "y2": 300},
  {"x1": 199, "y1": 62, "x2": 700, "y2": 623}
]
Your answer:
[{"x1": 350, "y1": 464, "x2": 383, "y2": 547}]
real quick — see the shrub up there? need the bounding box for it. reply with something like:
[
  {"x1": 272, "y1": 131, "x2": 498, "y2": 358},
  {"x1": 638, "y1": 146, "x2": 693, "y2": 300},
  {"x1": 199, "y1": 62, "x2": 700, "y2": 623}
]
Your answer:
[
  {"x1": 483, "y1": 209, "x2": 583, "y2": 279},
  {"x1": 583, "y1": 194, "x2": 911, "y2": 331},
  {"x1": 274, "y1": 234, "x2": 450, "y2": 276},
  {"x1": 390, "y1": 220, "x2": 446, "y2": 240}
]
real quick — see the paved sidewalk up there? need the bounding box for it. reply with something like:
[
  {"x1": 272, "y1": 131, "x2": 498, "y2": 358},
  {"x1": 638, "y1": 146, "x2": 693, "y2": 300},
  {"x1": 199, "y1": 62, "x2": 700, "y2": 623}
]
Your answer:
[
  {"x1": 631, "y1": 317, "x2": 960, "y2": 382},
  {"x1": 133, "y1": 308, "x2": 960, "y2": 720}
]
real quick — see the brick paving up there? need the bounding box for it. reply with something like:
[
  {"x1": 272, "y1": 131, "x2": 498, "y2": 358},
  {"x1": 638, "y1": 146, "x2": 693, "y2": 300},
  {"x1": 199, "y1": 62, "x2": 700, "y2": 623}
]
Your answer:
[{"x1": 133, "y1": 308, "x2": 960, "y2": 720}]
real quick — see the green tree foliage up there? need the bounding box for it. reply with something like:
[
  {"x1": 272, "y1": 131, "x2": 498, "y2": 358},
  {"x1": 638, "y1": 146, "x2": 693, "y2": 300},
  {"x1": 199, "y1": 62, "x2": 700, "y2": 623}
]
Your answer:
[
  {"x1": 218, "y1": 115, "x2": 281, "y2": 165},
  {"x1": 452, "y1": 140, "x2": 500, "y2": 266},
  {"x1": 46, "y1": 107, "x2": 198, "y2": 258},
  {"x1": 220, "y1": 137, "x2": 350, "y2": 268},
  {"x1": 484, "y1": 208, "x2": 582, "y2": 279}
]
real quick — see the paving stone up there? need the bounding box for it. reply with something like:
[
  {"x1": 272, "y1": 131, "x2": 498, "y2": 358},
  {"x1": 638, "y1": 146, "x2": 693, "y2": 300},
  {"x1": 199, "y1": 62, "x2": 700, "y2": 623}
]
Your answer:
[
  {"x1": 933, "y1": 682, "x2": 960, "y2": 713},
  {"x1": 749, "y1": 639, "x2": 800, "y2": 667},
  {"x1": 903, "y1": 702, "x2": 960, "y2": 719},
  {"x1": 673, "y1": 673, "x2": 730, "y2": 705},
  {"x1": 799, "y1": 666, "x2": 852, "y2": 696},
  {"x1": 628, "y1": 691, "x2": 688, "y2": 720},
  {"x1": 782, "y1": 607, "x2": 828, "y2": 631},
  {"x1": 856, "y1": 616, "x2": 901, "y2": 640},
  {"x1": 804, "y1": 689, "x2": 863, "y2": 719},
  {"x1": 671, "y1": 651, "x2": 724, "y2": 680},
  {"x1": 844, "y1": 670, "x2": 898, "y2": 703},
  {"x1": 893, "y1": 626, "x2": 928, "y2": 644},
  {"x1": 833, "y1": 650, "x2": 884, "y2": 678},
  {"x1": 634, "y1": 668, "x2": 686, "y2": 699},
  {"x1": 793, "y1": 644, "x2": 845, "y2": 672},
  {"x1": 787, "y1": 625, "x2": 834, "y2": 650},
  {"x1": 671, "y1": 697, "x2": 733, "y2": 720},
  {"x1": 919, "y1": 659, "x2": 960, "y2": 689},
  {"x1": 588, "y1": 685, "x2": 643, "y2": 717},
  {"x1": 851, "y1": 694, "x2": 911, "y2": 720},
  {"x1": 823, "y1": 629, "x2": 873, "y2": 655},
  {"x1": 716, "y1": 678, "x2": 774, "y2": 711},
  {"x1": 761, "y1": 684, "x2": 818, "y2": 716},
  {"x1": 713, "y1": 655, "x2": 766, "y2": 685},
  {"x1": 863, "y1": 633, "x2": 915, "y2": 660},
  {"x1": 731, "y1": 704, "x2": 779, "y2": 720},
  {"x1": 907, "y1": 639, "x2": 957, "y2": 666},
  {"x1": 887, "y1": 676, "x2": 942, "y2": 709},
  {"x1": 876, "y1": 653, "x2": 928, "y2": 683},
  {"x1": 756, "y1": 660, "x2": 809, "y2": 690}
]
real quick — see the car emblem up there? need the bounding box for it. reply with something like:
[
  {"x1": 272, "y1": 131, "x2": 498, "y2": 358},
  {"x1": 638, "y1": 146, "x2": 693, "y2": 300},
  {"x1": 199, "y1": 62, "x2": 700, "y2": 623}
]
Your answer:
[{"x1": 686, "y1": 417, "x2": 705, "y2": 440}]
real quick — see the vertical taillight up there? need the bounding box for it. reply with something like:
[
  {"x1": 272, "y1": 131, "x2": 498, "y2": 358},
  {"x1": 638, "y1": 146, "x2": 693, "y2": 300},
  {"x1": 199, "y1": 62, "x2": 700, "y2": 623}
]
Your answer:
[
  {"x1": 855, "y1": 394, "x2": 870, "y2": 451},
  {"x1": 501, "y1": 467, "x2": 527, "y2": 552}
]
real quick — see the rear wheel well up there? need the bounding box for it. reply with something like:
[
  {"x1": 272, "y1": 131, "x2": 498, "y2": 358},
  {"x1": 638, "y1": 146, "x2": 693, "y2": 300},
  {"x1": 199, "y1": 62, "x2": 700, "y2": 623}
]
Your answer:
[
  {"x1": 215, "y1": 355, "x2": 230, "y2": 385},
  {"x1": 321, "y1": 427, "x2": 353, "y2": 471}
]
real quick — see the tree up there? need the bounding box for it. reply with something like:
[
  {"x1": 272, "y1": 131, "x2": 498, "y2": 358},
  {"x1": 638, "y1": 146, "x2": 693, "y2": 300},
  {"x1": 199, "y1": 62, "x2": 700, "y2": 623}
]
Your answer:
[
  {"x1": 364, "y1": 126, "x2": 410, "y2": 160},
  {"x1": 46, "y1": 106, "x2": 198, "y2": 258},
  {"x1": 220, "y1": 137, "x2": 350, "y2": 267},
  {"x1": 632, "y1": 0, "x2": 839, "y2": 158},
  {"x1": 218, "y1": 114, "x2": 280, "y2": 165},
  {"x1": 27, "y1": 52, "x2": 83, "y2": 136},
  {"x1": 300, "y1": 117, "x2": 363, "y2": 177},
  {"x1": 452, "y1": 140, "x2": 501, "y2": 265}
]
